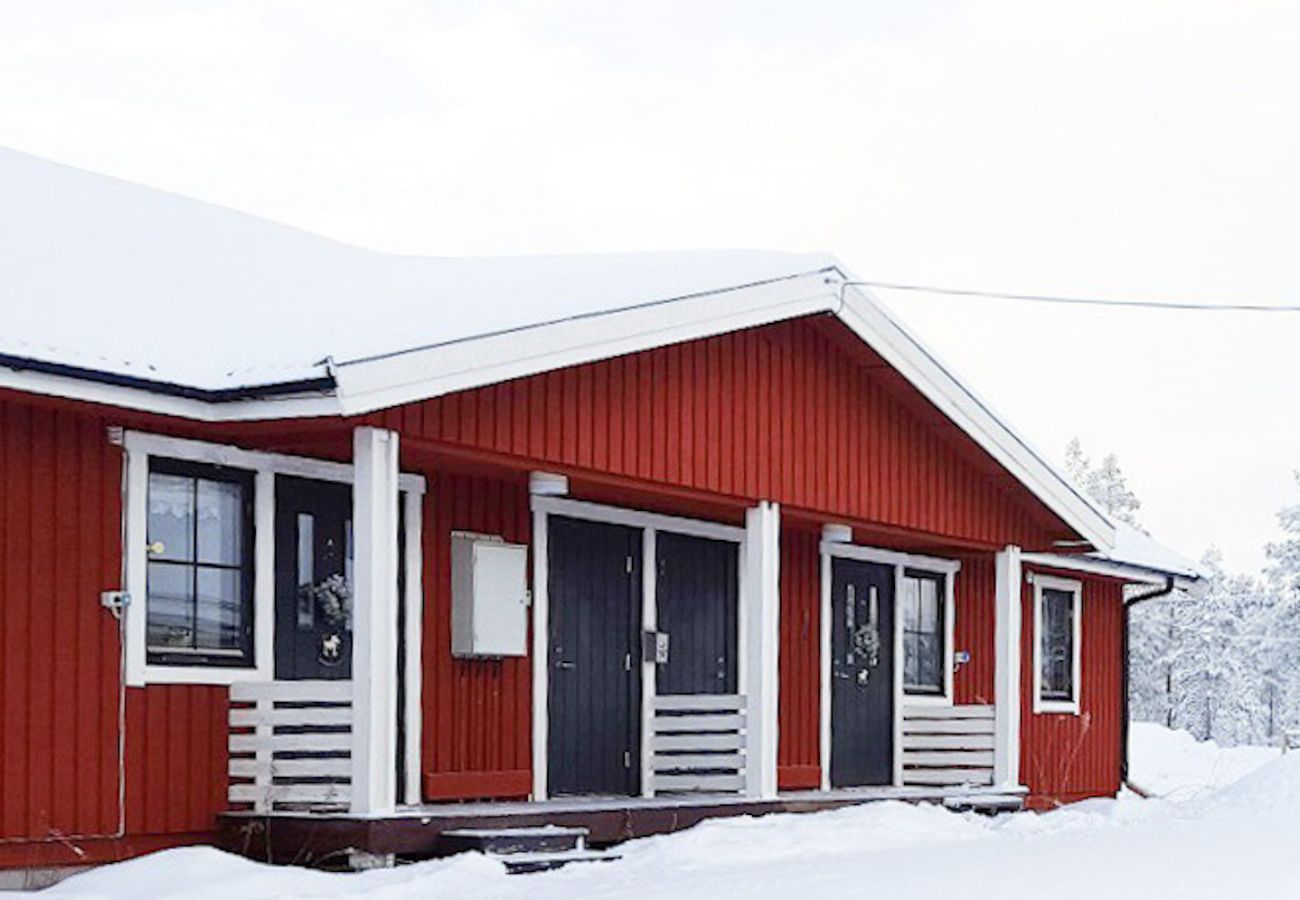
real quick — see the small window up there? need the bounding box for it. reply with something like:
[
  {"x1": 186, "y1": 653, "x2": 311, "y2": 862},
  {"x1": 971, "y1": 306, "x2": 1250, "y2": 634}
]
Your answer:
[
  {"x1": 902, "y1": 569, "x2": 946, "y2": 695},
  {"x1": 145, "y1": 459, "x2": 255, "y2": 667},
  {"x1": 1034, "y1": 576, "x2": 1082, "y2": 713}
]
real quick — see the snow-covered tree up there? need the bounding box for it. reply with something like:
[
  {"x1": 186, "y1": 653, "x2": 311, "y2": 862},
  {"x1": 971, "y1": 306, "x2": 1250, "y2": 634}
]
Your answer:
[
  {"x1": 1067, "y1": 440, "x2": 1296, "y2": 746},
  {"x1": 1064, "y1": 438, "x2": 1142, "y2": 526}
]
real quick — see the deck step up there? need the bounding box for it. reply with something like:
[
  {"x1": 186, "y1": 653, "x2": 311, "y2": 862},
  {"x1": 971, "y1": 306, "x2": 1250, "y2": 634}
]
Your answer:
[
  {"x1": 941, "y1": 793, "x2": 1024, "y2": 814},
  {"x1": 497, "y1": 847, "x2": 623, "y2": 875},
  {"x1": 440, "y1": 825, "x2": 589, "y2": 856}
]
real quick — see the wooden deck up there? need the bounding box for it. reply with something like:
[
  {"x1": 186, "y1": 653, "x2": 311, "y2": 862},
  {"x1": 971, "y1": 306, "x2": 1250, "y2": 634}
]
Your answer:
[{"x1": 218, "y1": 784, "x2": 1025, "y2": 866}]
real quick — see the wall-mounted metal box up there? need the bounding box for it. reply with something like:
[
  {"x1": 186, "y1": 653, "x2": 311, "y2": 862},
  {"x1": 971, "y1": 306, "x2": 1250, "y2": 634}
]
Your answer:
[{"x1": 451, "y1": 533, "x2": 529, "y2": 658}]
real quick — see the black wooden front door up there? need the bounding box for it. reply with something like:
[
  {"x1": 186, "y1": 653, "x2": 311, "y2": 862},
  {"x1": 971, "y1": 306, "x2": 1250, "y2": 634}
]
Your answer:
[
  {"x1": 275, "y1": 476, "x2": 354, "y2": 680},
  {"x1": 654, "y1": 531, "x2": 738, "y2": 695},
  {"x1": 830, "y1": 557, "x2": 895, "y2": 787},
  {"x1": 547, "y1": 516, "x2": 642, "y2": 796}
]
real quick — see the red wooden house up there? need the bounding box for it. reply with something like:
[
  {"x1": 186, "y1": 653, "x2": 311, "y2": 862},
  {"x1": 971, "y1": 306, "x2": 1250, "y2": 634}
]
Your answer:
[{"x1": 0, "y1": 149, "x2": 1200, "y2": 878}]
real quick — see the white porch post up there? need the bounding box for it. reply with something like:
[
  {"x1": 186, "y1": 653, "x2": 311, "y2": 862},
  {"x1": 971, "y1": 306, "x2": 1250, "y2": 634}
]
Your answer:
[
  {"x1": 351, "y1": 426, "x2": 401, "y2": 815},
  {"x1": 743, "y1": 501, "x2": 781, "y2": 799},
  {"x1": 993, "y1": 544, "x2": 1023, "y2": 788}
]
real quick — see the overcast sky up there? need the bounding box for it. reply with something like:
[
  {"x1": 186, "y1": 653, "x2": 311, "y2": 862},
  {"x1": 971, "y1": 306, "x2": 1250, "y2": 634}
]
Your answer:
[{"x1": 3, "y1": 1, "x2": 1298, "y2": 573}]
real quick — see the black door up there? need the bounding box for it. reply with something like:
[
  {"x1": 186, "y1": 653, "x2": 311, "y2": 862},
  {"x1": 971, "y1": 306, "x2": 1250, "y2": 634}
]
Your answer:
[
  {"x1": 275, "y1": 476, "x2": 354, "y2": 680},
  {"x1": 654, "y1": 531, "x2": 738, "y2": 695},
  {"x1": 547, "y1": 516, "x2": 642, "y2": 796},
  {"x1": 830, "y1": 557, "x2": 895, "y2": 787}
]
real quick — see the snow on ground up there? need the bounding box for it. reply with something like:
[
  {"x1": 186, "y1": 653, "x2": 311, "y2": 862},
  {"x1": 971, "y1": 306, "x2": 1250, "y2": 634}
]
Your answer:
[
  {"x1": 36, "y1": 726, "x2": 1297, "y2": 900},
  {"x1": 1127, "y1": 721, "x2": 1280, "y2": 800}
]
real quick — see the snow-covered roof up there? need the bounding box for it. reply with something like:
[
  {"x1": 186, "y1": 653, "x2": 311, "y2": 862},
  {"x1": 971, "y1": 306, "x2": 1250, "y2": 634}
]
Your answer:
[
  {"x1": 1025, "y1": 521, "x2": 1203, "y2": 586},
  {"x1": 0, "y1": 146, "x2": 1116, "y2": 551},
  {"x1": 0, "y1": 146, "x2": 837, "y2": 392},
  {"x1": 1095, "y1": 522, "x2": 1202, "y2": 581}
]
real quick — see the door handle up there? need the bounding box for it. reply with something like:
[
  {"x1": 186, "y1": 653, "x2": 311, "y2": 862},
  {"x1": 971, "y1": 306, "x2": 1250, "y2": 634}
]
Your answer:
[{"x1": 555, "y1": 660, "x2": 576, "y2": 670}]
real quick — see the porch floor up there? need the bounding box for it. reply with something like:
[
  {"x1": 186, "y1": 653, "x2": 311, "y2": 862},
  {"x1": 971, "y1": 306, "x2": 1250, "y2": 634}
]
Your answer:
[{"x1": 218, "y1": 784, "x2": 1025, "y2": 866}]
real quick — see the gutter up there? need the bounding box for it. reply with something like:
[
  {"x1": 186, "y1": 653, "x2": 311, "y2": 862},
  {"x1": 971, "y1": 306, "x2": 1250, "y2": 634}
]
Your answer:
[
  {"x1": 0, "y1": 352, "x2": 336, "y2": 402},
  {"x1": 1121, "y1": 576, "x2": 1178, "y2": 792}
]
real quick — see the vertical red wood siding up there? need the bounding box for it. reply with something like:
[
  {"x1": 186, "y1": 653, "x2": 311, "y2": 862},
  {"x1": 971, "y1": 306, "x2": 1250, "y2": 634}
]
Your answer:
[
  {"x1": 1019, "y1": 567, "x2": 1125, "y2": 807},
  {"x1": 367, "y1": 315, "x2": 1085, "y2": 800},
  {"x1": 0, "y1": 395, "x2": 227, "y2": 867},
  {"x1": 777, "y1": 526, "x2": 822, "y2": 789},
  {"x1": 953, "y1": 555, "x2": 997, "y2": 705},
  {"x1": 377, "y1": 317, "x2": 1070, "y2": 551},
  {"x1": 421, "y1": 470, "x2": 533, "y2": 799}
]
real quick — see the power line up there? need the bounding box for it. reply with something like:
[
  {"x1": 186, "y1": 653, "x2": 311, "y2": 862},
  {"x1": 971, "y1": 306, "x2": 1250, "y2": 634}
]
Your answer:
[{"x1": 844, "y1": 279, "x2": 1300, "y2": 313}]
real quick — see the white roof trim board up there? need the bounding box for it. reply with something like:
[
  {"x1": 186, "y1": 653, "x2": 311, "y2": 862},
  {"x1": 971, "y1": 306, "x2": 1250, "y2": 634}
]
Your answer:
[{"x1": 1, "y1": 148, "x2": 1121, "y2": 553}]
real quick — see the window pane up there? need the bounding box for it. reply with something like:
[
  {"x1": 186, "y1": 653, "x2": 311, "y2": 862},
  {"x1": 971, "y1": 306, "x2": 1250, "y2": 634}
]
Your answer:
[
  {"x1": 196, "y1": 567, "x2": 244, "y2": 651},
  {"x1": 918, "y1": 633, "x2": 939, "y2": 689},
  {"x1": 903, "y1": 633, "x2": 920, "y2": 687},
  {"x1": 147, "y1": 473, "x2": 193, "y2": 562},
  {"x1": 297, "y1": 513, "x2": 315, "y2": 628},
  {"x1": 1041, "y1": 589, "x2": 1074, "y2": 699},
  {"x1": 147, "y1": 561, "x2": 194, "y2": 649},
  {"x1": 901, "y1": 577, "x2": 919, "y2": 630},
  {"x1": 919, "y1": 579, "x2": 939, "y2": 631},
  {"x1": 196, "y1": 478, "x2": 243, "y2": 565}
]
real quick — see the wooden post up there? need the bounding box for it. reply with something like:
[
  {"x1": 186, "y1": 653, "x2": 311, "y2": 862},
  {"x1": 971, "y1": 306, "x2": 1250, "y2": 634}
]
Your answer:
[
  {"x1": 743, "y1": 501, "x2": 781, "y2": 799},
  {"x1": 351, "y1": 426, "x2": 401, "y2": 815},
  {"x1": 993, "y1": 545, "x2": 1022, "y2": 788}
]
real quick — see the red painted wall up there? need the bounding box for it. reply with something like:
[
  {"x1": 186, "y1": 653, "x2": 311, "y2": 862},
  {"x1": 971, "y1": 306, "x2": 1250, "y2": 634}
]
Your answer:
[
  {"x1": 371, "y1": 316, "x2": 1073, "y2": 551},
  {"x1": 421, "y1": 470, "x2": 534, "y2": 800},
  {"x1": 953, "y1": 555, "x2": 997, "y2": 705},
  {"x1": 777, "y1": 526, "x2": 822, "y2": 789},
  {"x1": 0, "y1": 395, "x2": 226, "y2": 868},
  {"x1": 1020, "y1": 567, "x2": 1125, "y2": 807}
]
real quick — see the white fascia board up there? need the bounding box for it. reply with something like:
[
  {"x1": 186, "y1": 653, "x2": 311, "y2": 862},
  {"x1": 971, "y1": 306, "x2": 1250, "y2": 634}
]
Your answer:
[
  {"x1": 1021, "y1": 552, "x2": 1196, "y2": 590},
  {"x1": 329, "y1": 275, "x2": 840, "y2": 415},
  {"x1": 833, "y1": 283, "x2": 1116, "y2": 553},
  {"x1": 0, "y1": 365, "x2": 345, "y2": 422},
  {"x1": 2, "y1": 272, "x2": 839, "y2": 422}
]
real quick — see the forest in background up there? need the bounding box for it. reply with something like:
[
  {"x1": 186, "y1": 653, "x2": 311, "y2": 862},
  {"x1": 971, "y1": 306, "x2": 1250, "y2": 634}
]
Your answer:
[{"x1": 1067, "y1": 440, "x2": 1300, "y2": 745}]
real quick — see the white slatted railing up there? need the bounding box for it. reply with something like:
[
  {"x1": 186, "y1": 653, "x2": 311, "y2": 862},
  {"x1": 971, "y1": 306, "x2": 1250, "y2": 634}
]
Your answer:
[
  {"x1": 228, "y1": 680, "x2": 353, "y2": 812},
  {"x1": 650, "y1": 694, "x2": 747, "y2": 795},
  {"x1": 901, "y1": 704, "x2": 995, "y2": 787}
]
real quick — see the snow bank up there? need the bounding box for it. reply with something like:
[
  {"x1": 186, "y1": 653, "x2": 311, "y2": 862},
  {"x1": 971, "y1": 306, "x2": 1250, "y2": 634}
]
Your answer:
[
  {"x1": 42, "y1": 726, "x2": 1300, "y2": 900},
  {"x1": 1127, "y1": 721, "x2": 1280, "y2": 799}
]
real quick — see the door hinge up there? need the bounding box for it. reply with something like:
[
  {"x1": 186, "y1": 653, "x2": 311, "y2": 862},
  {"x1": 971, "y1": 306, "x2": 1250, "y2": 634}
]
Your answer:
[
  {"x1": 626, "y1": 554, "x2": 634, "y2": 574},
  {"x1": 624, "y1": 652, "x2": 632, "y2": 672}
]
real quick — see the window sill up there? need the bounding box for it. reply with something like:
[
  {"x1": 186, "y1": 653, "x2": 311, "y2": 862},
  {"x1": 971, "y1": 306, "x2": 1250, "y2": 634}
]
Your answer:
[
  {"x1": 1035, "y1": 699, "x2": 1081, "y2": 716},
  {"x1": 903, "y1": 690, "x2": 952, "y2": 706},
  {"x1": 130, "y1": 663, "x2": 269, "y2": 687}
]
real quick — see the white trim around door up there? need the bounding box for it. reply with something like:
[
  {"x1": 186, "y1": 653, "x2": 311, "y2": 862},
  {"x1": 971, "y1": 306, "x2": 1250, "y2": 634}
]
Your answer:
[
  {"x1": 528, "y1": 493, "x2": 749, "y2": 801},
  {"x1": 818, "y1": 539, "x2": 961, "y2": 790}
]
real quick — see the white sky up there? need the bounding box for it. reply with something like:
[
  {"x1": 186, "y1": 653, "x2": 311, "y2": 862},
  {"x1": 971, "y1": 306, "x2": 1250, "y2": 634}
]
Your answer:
[{"x1": 3, "y1": 0, "x2": 1298, "y2": 573}]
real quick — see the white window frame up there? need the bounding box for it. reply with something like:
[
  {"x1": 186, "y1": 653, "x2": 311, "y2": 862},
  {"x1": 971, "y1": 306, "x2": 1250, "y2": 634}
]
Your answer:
[
  {"x1": 898, "y1": 568, "x2": 955, "y2": 700},
  {"x1": 528, "y1": 493, "x2": 749, "y2": 801},
  {"x1": 818, "y1": 540, "x2": 960, "y2": 790},
  {"x1": 122, "y1": 431, "x2": 425, "y2": 687},
  {"x1": 1031, "y1": 572, "x2": 1083, "y2": 715}
]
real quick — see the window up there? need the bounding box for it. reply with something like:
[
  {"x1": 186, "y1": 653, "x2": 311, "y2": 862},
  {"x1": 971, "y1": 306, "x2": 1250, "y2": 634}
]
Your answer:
[
  {"x1": 145, "y1": 459, "x2": 254, "y2": 667},
  {"x1": 902, "y1": 569, "x2": 946, "y2": 695},
  {"x1": 1034, "y1": 575, "x2": 1082, "y2": 713}
]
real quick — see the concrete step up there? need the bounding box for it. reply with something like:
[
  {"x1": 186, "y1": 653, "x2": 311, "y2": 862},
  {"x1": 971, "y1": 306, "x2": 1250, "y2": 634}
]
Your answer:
[
  {"x1": 942, "y1": 793, "x2": 1024, "y2": 814},
  {"x1": 497, "y1": 847, "x2": 623, "y2": 875},
  {"x1": 439, "y1": 825, "x2": 589, "y2": 856}
]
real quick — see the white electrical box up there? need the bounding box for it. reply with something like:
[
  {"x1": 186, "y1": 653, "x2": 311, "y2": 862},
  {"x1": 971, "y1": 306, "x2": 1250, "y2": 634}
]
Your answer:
[{"x1": 451, "y1": 534, "x2": 529, "y2": 658}]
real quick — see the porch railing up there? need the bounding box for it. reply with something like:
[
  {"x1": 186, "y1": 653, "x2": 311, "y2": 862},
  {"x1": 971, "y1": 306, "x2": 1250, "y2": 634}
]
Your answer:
[
  {"x1": 227, "y1": 680, "x2": 354, "y2": 812},
  {"x1": 649, "y1": 694, "x2": 748, "y2": 795},
  {"x1": 900, "y1": 704, "x2": 995, "y2": 787}
]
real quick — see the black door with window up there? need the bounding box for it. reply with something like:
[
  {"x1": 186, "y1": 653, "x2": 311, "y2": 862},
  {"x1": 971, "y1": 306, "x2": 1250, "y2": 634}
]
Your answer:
[
  {"x1": 654, "y1": 531, "x2": 738, "y2": 695},
  {"x1": 547, "y1": 516, "x2": 642, "y2": 797},
  {"x1": 275, "y1": 476, "x2": 354, "y2": 680},
  {"x1": 830, "y1": 557, "x2": 895, "y2": 787}
]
